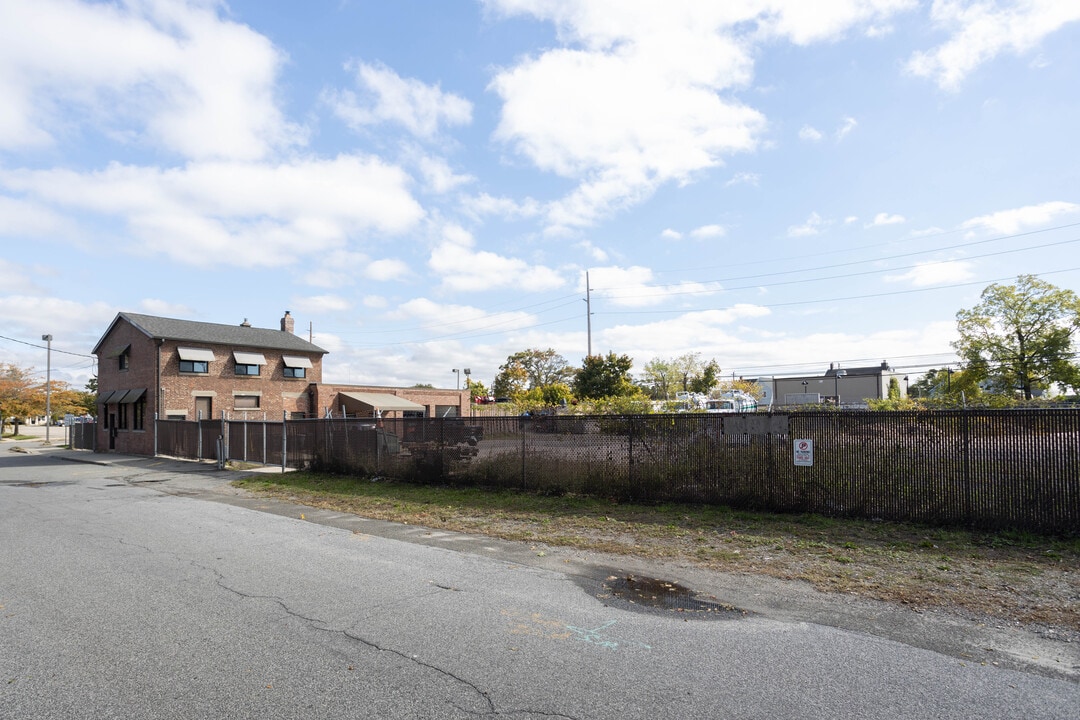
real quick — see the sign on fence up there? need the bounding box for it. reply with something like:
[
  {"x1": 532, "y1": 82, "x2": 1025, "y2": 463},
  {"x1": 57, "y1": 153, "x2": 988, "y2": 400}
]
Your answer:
[{"x1": 793, "y1": 438, "x2": 813, "y2": 466}]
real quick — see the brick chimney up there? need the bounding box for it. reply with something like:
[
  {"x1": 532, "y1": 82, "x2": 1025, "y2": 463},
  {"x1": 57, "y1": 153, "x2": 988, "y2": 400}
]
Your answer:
[{"x1": 281, "y1": 310, "x2": 294, "y2": 334}]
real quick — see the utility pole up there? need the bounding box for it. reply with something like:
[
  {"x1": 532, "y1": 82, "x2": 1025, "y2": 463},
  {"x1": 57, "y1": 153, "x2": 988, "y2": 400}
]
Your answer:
[
  {"x1": 42, "y1": 334, "x2": 52, "y2": 444},
  {"x1": 584, "y1": 271, "x2": 593, "y2": 357}
]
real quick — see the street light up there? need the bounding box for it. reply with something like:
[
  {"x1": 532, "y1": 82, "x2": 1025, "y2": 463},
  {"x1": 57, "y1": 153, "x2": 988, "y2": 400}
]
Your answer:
[
  {"x1": 834, "y1": 369, "x2": 847, "y2": 405},
  {"x1": 42, "y1": 334, "x2": 52, "y2": 444},
  {"x1": 452, "y1": 368, "x2": 460, "y2": 390}
]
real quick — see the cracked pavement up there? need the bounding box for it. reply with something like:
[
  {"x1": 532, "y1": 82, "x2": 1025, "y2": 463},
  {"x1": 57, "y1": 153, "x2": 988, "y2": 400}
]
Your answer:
[{"x1": 1, "y1": 445, "x2": 1077, "y2": 718}]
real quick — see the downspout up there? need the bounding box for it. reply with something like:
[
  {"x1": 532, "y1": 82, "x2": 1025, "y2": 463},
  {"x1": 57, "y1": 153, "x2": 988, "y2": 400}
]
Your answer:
[{"x1": 155, "y1": 338, "x2": 164, "y2": 457}]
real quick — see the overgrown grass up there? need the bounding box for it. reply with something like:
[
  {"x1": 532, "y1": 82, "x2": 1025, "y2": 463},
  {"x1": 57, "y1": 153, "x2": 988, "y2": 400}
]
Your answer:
[{"x1": 233, "y1": 471, "x2": 1080, "y2": 632}]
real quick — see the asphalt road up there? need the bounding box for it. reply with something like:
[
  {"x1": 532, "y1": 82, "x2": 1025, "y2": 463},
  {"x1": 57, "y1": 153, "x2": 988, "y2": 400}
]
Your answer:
[{"x1": 1, "y1": 444, "x2": 1077, "y2": 719}]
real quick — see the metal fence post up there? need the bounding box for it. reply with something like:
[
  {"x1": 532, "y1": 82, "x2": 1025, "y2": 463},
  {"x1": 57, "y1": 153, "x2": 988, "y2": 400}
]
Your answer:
[
  {"x1": 153, "y1": 412, "x2": 158, "y2": 457},
  {"x1": 197, "y1": 412, "x2": 202, "y2": 460},
  {"x1": 281, "y1": 410, "x2": 288, "y2": 473}
]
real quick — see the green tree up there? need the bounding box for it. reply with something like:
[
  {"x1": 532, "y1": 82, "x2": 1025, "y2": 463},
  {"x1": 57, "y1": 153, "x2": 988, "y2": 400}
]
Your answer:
[
  {"x1": 493, "y1": 348, "x2": 574, "y2": 400},
  {"x1": 640, "y1": 353, "x2": 721, "y2": 398},
  {"x1": 689, "y1": 359, "x2": 721, "y2": 394},
  {"x1": 465, "y1": 378, "x2": 490, "y2": 401},
  {"x1": 887, "y1": 377, "x2": 901, "y2": 400},
  {"x1": 573, "y1": 352, "x2": 639, "y2": 399},
  {"x1": 954, "y1": 275, "x2": 1080, "y2": 400}
]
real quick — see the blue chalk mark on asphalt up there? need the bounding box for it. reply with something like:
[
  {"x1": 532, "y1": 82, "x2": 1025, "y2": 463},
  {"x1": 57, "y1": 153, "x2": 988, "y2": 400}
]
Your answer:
[{"x1": 566, "y1": 620, "x2": 651, "y2": 651}]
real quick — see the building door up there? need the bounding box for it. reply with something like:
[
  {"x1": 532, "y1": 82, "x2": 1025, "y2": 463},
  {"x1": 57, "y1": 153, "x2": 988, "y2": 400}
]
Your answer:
[
  {"x1": 195, "y1": 397, "x2": 212, "y2": 420},
  {"x1": 108, "y1": 413, "x2": 116, "y2": 449}
]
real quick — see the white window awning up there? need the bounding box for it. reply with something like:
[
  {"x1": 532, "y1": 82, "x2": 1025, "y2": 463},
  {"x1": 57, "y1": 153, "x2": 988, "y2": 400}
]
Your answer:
[
  {"x1": 178, "y1": 347, "x2": 215, "y2": 362},
  {"x1": 281, "y1": 355, "x2": 313, "y2": 369},
  {"x1": 233, "y1": 351, "x2": 267, "y2": 365}
]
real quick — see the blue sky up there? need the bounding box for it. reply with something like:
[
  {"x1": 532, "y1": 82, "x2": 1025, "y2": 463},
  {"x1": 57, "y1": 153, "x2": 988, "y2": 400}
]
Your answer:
[{"x1": 2, "y1": 0, "x2": 1079, "y2": 391}]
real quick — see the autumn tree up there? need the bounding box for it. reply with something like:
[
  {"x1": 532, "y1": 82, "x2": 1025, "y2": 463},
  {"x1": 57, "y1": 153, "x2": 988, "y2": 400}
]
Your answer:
[
  {"x1": 0, "y1": 364, "x2": 43, "y2": 431},
  {"x1": 954, "y1": 275, "x2": 1080, "y2": 399}
]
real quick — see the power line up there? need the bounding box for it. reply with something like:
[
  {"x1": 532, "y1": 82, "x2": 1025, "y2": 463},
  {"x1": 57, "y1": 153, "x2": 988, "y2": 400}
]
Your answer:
[
  {"x1": 601, "y1": 234, "x2": 1080, "y2": 302},
  {"x1": 595, "y1": 267, "x2": 1080, "y2": 316},
  {"x1": 0, "y1": 334, "x2": 95, "y2": 358}
]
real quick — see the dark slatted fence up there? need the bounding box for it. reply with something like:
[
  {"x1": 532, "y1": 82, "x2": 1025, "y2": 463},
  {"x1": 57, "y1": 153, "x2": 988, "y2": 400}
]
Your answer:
[{"x1": 153, "y1": 409, "x2": 1080, "y2": 535}]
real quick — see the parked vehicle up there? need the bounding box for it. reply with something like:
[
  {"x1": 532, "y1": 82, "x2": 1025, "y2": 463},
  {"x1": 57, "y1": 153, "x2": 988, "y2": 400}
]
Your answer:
[{"x1": 705, "y1": 391, "x2": 758, "y2": 413}]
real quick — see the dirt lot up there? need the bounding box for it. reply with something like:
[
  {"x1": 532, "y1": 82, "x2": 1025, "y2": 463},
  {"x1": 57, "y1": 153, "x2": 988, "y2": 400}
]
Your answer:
[{"x1": 233, "y1": 472, "x2": 1080, "y2": 643}]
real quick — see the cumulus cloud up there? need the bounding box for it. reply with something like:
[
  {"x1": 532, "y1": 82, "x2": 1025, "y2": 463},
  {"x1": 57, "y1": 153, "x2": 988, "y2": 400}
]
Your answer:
[
  {"x1": 587, "y1": 265, "x2": 724, "y2": 308},
  {"x1": 835, "y1": 116, "x2": 858, "y2": 141},
  {"x1": 690, "y1": 224, "x2": 726, "y2": 239},
  {"x1": 725, "y1": 171, "x2": 760, "y2": 187},
  {"x1": 868, "y1": 212, "x2": 906, "y2": 227},
  {"x1": 428, "y1": 224, "x2": 565, "y2": 292},
  {"x1": 394, "y1": 297, "x2": 536, "y2": 336},
  {"x1": 293, "y1": 295, "x2": 352, "y2": 314},
  {"x1": 0, "y1": 155, "x2": 425, "y2": 268},
  {"x1": 884, "y1": 260, "x2": 974, "y2": 286},
  {"x1": 960, "y1": 201, "x2": 1080, "y2": 234},
  {"x1": 325, "y1": 61, "x2": 472, "y2": 139},
  {"x1": 661, "y1": 228, "x2": 683, "y2": 241},
  {"x1": 787, "y1": 212, "x2": 826, "y2": 237},
  {"x1": 459, "y1": 192, "x2": 543, "y2": 222},
  {"x1": 799, "y1": 125, "x2": 824, "y2": 142},
  {"x1": 0, "y1": 0, "x2": 304, "y2": 159},
  {"x1": 907, "y1": 0, "x2": 1080, "y2": 91}
]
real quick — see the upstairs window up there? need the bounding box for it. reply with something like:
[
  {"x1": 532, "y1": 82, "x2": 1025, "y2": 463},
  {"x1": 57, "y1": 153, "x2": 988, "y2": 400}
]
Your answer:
[
  {"x1": 118, "y1": 350, "x2": 129, "y2": 370},
  {"x1": 282, "y1": 355, "x2": 313, "y2": 379},
  {"x1": 177, "y1": 347, "x2": 214, "y2": 374},
  {"x1": 233, "y1": 351, "x2": 266, "y2": 377},
  {"x1": 179, "y1": 360, "x2": 209, "y2": 374}
]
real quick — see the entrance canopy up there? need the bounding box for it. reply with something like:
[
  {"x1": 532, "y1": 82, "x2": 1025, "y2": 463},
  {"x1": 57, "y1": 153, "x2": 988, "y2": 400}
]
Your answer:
[{"x1": 338, "y1": 391, "x2": 426, "y2": 416}]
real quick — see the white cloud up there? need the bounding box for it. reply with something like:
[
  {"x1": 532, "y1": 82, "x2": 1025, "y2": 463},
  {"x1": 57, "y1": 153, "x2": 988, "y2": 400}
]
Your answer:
[
  {"x1": 0, "y1": 195, "x2": 73, "y2": 236},
  {"x1": 960, "y1": 201, "x2": 1080, "y2": 235},
  {"x1": 393, "y1": 298, "x2": 535, "y2": 335},
  {"x1": 481, "y1": 2, "x2": 922, "y2": 232},
  {"x1": 138, "y1": 299, "x2": 195, "y2": 318},
  {"x1": 845, "y1": 216, "x2": 859, "y2": 224},
  {"x1": 690, "y1": 224, "x2": 726, "y2": 239},
  {"x1": 326, "y1": 61, "x2": 472, "y2": 139},
  {"x1": 587, "y1": 265, "x2": 724, "y2": 308},
  {"x1": 363, "y1": 295, "x2": 388, "y2": 309},
  {"x1": 0, "y1": 155, "x2": 425, "y2": 268},
  {"x1": 602, "y1": 304, "x2": 771, "y2": 360},
  {"x1": 787, "y1": 211, "x2": 826, "y2": 237},
  {"x1": 0, "y1": 0, "x2": 304, "y2": 159},
  {"x1": 884, "y1": 260, "x2": 974, "y2": 286},
  {"x1": 661, "y1": 228, "x2": 683, "y2": 240},
  {"x1": 417, "y1": 156, "x2": 473, "y2": 194},
  {"x1": 365, "y1": 258, "x2": 411, "y2": 282},
  {"x1": 799, "y1": 125, "x2": 824, "y2": 142},
  {"x1": 428, "y1": 224, "x2": 565, "y2": 292},
  {"x1": 725, "y1": 171, "x2": 760, "y2": 187},
  {"x1": 460, "y1": 192, "x2": 542, "y2": 221},
  {"x1": 293, "y1": 295, "x2": 352, "y2": 314},
  {"x1": 907, "y1": 0, "x2": 1080, "y2": 91},
  {"x1": 835, "y1": 116, "x2": 858, "y2": 141},
  {"x1": 868, "y1": 212, "x2": 906, "y2": 227},
  {"x1": 0, "y1": 259, "x2": 45, "y2": 295}
]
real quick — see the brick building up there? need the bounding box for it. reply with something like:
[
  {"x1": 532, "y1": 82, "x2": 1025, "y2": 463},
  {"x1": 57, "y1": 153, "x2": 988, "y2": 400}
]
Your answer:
[{"x1": 93, "y1": 311, "x2": 326, "y2": 455}]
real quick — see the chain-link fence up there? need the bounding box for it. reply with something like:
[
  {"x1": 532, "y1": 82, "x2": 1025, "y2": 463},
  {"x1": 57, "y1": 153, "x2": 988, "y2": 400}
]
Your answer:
[{"x1": 153, "y1": 409, "x2": 1080, "y2": 535}]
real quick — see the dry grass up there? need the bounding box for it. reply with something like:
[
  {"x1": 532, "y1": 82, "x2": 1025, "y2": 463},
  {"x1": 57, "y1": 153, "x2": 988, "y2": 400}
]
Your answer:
[{"x1": 233, "y1": 472, "x2": 1080, "y2": 635}]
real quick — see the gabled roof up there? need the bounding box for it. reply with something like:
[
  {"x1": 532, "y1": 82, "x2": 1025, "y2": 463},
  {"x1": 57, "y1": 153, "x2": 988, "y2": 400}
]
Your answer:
[{"x1": 92, "y1": 312, "x2": 327, "y2": 355}]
